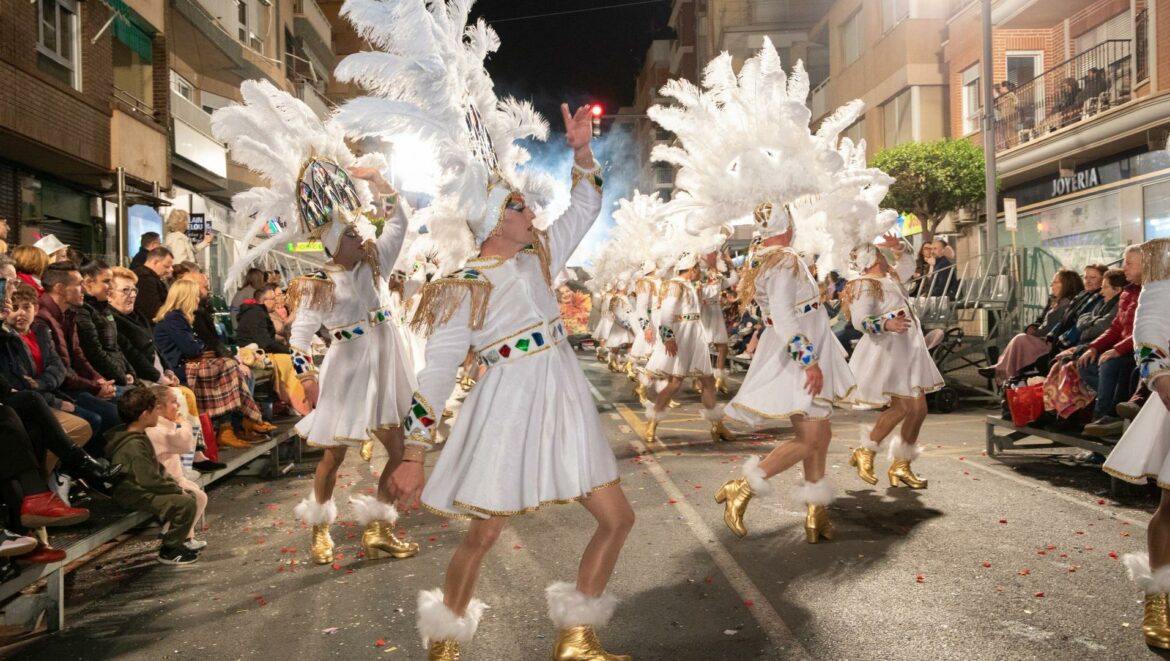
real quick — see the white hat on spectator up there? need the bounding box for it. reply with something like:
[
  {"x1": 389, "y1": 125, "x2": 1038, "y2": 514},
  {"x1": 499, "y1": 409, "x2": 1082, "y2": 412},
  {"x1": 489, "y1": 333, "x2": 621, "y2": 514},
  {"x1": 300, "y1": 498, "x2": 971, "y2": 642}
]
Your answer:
[{"x1": 34, "y1": 234, "x2": 68, "y2": 256}]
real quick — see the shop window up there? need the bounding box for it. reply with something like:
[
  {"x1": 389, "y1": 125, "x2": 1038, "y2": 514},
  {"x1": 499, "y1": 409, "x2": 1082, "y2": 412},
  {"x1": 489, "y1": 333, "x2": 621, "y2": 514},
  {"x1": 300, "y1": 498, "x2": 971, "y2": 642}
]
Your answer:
[
  {"x1": 171, "y1": 72, "x2": 196, "y2": 104},
  {"x1": 882, "y1": 88, "x2": 914, "y2": 147},
  {"x1": 961, "y1": 64, "x2": 981, "y2": 135},
  {"x1": 1145, "y1": 180, "x2": 1170, "y2": 239},
  {"x1": 36, "y1": 0, "x2": 80, "y2": 89},
  {"x1": 840, "y1": 10, "x2": 863, "y2": 66},
  {"x1": 881, "y1": 0, "x2": 909, "y2": 33}
]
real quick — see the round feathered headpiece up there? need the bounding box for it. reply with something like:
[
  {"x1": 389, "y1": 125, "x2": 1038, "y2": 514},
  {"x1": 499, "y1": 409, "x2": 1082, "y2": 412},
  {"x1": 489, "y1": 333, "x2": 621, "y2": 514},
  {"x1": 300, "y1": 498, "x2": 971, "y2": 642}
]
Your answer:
[
  {"x1": 210, "y1": 79, "x2": 385, "y2": 295},
  {"x1": 332, "y1": 0, "x2": 556, "y2": 270},
  {"x1": 647, "y1": 37, "x2": 857, "y2": 239},
  {"x1": 587, "y1": 190, "x2": 670, "y2": 292}
]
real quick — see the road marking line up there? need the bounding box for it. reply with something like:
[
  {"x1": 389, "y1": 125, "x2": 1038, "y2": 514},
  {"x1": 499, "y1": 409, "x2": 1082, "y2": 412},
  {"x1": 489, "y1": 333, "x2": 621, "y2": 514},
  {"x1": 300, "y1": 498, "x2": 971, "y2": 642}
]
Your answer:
[
  {"x1": 586, "y1": 380, "x2": 606, "y2": 404},
  {"x1": 614, "y1": 403, "x2": 809, "y2": 658}
]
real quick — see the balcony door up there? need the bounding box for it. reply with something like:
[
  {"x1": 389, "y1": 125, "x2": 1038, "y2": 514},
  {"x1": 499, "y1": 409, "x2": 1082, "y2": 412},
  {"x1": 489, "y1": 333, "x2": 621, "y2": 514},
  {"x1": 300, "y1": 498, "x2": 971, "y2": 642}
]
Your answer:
[{"x1": 1006, "y1": 51, "x2": 1044, "y2": 131}]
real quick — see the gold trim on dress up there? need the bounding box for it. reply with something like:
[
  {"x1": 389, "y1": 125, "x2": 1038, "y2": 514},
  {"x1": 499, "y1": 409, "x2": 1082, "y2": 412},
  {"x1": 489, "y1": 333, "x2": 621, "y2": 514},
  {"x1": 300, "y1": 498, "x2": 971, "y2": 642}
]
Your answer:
[
  {"x1": 449, "y1": 478, "x2": 622, "y2": 518},
  {"x1": 1102, "y1": 464, "x2": 1170, "y2": 490},
  {"x1": 847, "y1": 382, "x2": 946, "y2": 408}
]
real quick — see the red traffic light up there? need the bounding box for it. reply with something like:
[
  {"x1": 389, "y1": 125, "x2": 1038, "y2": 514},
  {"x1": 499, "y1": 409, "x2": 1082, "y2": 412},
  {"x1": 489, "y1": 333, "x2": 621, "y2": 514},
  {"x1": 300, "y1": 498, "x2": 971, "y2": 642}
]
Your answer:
[{"x1": 591, "y1": 104, "x2": 603, "y2": 117}]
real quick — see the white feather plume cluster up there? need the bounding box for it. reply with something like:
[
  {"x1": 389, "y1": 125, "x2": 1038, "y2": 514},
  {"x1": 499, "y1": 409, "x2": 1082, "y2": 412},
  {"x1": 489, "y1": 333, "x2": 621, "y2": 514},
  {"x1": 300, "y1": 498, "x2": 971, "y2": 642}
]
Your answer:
[
  {"x1": 333, "y1": 0, "x2": 557, "y2": 272},
  {"x1": 587, "y1": 191, "x2": 667, "y2": 292},
  {"x1": 210, "y1": 79, "x2": 381, "y2": 295},
  {"x1": 791, "y1": 138, "x2": 898, "y2": 276},
  {"x1": 648, "y1": 38, "x2": 851, "y2": 236}
]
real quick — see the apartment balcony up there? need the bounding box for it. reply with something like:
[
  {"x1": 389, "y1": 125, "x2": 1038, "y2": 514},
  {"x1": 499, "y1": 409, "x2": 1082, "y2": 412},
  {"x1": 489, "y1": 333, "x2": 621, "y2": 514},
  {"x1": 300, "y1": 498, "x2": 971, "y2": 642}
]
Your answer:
[
  {"x1": 170, "y1": 0, "x2": 269, "y2": 83},
  {"x1": 809, "y1": 77, "x2": 829, "y2": 124},
  {"x1": 170, "y1": 90, "x2": 228, "y2": 188},
  {"x1": 295, "y1": 82, "x2": 333, "y2": 121},
  {"x1": 993, "y1": 40, "x2": 1138, "y2": 155},
  {"x1": 294, "y1": 0, "x2": 335, "y2": 68}
]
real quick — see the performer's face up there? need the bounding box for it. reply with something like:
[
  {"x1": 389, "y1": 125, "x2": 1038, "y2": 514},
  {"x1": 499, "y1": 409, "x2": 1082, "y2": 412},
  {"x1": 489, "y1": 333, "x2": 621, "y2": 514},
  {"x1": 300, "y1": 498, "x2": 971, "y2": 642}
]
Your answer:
[
  {"x1": 498, "y1": 193, "x2": 536, "y2": 245},
  {"x1": 333, "y1": 226, "x2": 366, "y2": 269}
]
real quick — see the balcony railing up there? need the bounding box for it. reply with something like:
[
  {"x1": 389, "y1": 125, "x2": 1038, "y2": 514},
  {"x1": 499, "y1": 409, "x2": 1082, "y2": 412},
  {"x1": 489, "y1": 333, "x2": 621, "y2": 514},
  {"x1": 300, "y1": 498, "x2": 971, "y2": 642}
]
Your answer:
[
  {"x1": 993, "y1": 40, "x2": 1133, "y2": 153},
  {"x1": 809, "y1": 77, "x2": 829, "y2": 122},
  {"x1": 171, "y1": 90, "x2": 227, "y2": 179},
  {"x1": 295, "y1": 82, "x2": 333, "y2": 120},
  {"x1": 293, "y1": 0, "x2": 332, "y2": 51}
]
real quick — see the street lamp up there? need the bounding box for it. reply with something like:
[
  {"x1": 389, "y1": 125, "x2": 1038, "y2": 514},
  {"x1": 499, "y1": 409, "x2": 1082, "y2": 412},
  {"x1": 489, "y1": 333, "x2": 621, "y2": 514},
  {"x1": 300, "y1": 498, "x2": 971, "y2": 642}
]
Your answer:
[{"x1": 981, "y1": 0, "x2": 999, "y2": 256}]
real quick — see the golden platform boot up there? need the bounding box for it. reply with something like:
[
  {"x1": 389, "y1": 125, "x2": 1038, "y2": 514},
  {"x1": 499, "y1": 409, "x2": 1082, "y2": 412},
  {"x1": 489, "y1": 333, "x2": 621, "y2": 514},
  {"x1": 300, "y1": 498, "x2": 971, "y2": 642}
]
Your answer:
[
  {"x1": 714, "y1": 368, "x2": 730, "y2": 395},
  {"x1": 848, "y1": 424, "x2": 881, "y2": 486},
  {"x1": 702, "y1": 405, "x2": 734, "y2": 443},
  {"x1": 294, "y1": 496, "x2": 337, "y2": 565},
  {"x1": 643, "y1": 406, "x2": 661, "y2": 445},
  {"x1": 1124, "y1": 553, "x2": 1170, "y2": 649},
  {"x1": 714, "y1": 456, "x2": 771, "y2": 538},
  {"x1": 351, "y1": 495, "x2": 418, "y2": 560},
  {"x1": 796, "y1": 480, "x2": 835, "y2": 544},
  {"x1": 546, "y1": 583, "x2": 631, "y2": 661},
  {"x1": 887, "y1": 435, "x2": 927, "y2": 489},
  {"x1": 359, "y1": 439, "x2": 376, "y2": 463},
  {"x1": 624, "y1": 359, "x2": 638, "y2": 383},
  {"x1": 418, "y1": 589, "x2": 486, "y2": 661}
]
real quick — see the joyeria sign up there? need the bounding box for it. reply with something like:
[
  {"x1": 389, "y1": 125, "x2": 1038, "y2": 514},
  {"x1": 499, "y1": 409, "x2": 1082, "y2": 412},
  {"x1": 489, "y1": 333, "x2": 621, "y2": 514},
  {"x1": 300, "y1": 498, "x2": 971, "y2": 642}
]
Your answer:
[{"x1": 1051, "y1": 167, "x2": 1100, "y2": 197}]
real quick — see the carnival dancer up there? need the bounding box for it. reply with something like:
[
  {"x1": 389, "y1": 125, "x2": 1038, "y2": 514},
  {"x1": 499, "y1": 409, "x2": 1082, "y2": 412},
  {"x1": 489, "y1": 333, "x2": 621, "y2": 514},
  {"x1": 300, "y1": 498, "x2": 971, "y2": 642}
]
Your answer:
[
  {"x1": 700, "y1": 248, "x2": 736, "y2": 394},
  {"x1": 647, "y1": 39, "x2": 863, "y2": 543},
  {"x1": 843, "y1": 235, "x2": 945, "y2": 489},
  {"x1": 644, "y1": 252, "x2": 734, "y2": 445},
  {"x1": 630, "y1": 260, "x2": 661, "y2": 404},
  {"x1": 211, "y1": 80, "x2": 419, "y2": 566},
  {"x1": 1099, "y1": 241, "x2": 1170, "y2": 650},
  {"x1": 605, "y1": 278, "x2": 636, "y2": 374},
  {"x1": 593, "y1": 286, "x2": 614, "y2": 365}
]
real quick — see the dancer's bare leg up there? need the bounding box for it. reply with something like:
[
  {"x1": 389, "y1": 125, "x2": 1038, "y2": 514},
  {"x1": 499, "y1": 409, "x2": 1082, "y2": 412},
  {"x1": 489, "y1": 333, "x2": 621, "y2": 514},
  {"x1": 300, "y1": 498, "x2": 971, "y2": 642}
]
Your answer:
[
  {"x1": 797, "y1": 418, "x2": 832, "y2": 482},
  {"x1": 871, "y1": 398, "x2": 907, "y2": 445},
  {"x1": 374, "y1": 427, "x2": 405, "y2": 503},
  {"x1": 575, "y1": 484, "x2": 635, "y2": 596},
  {"x1": 896, "y1": 394, "x2": 929, "y2": 445},
  {"x1": 757, "y1": 414, "x2": 821, "y2": 478},
  {"x1": 699, "y1": 376, "x2": 717, "y2": 409},
  {"x1": 1151, "y1": 489, "x2": 1170, "y2": 568},
  {"x1": 314, "y1": 446, "x2": 348, "y2": 503},
  {"x1": 442, "y1": 516, "x2": 508, "y2": 615},
  {"x1": 715, "y1": 344, "x2": 728, "y2": 372},
  {"x1": 655, "y1": 376, "x2": 683, "y2": 413}
]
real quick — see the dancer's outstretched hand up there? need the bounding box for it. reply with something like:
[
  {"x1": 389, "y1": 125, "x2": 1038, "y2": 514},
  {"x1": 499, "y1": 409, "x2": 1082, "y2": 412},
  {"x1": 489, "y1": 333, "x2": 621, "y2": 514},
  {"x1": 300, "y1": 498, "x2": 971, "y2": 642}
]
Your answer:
[
  {"x1": 389, "y1": 461, "x2": 425, "y2": 511},
  {"x1": 561, "y1": 103, "x2": 594, "y2": 166},
  {"x1": 803, "y1": 364, "x2": 824, "y2": 397}
]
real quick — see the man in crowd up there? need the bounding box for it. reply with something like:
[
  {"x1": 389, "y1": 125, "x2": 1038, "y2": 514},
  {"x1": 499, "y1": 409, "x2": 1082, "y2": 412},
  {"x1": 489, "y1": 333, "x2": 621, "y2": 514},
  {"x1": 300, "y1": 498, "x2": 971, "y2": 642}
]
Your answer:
[
  {"x1": 133, "y1": 246, "x2": 173, "y2": 322},
  {"x1": 1080, "y1": 245, "x2": 1143, "y2": 438},
  {"x1": 75, "y1": 260, "x2": 137, "y2": 390},
  {"x1": 130, "y1": 232, "x2": 161, "y2": 270}
]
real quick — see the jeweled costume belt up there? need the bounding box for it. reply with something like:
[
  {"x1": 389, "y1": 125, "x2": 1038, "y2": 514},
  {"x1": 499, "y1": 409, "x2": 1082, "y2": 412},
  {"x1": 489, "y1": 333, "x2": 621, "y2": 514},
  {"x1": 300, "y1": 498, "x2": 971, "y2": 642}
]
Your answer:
[
  {"x1": 327, "y1": 304, "x2": 395, "y2": 343},
  {"x1": 478, "y1": 317, "x2": 567, "y2": 367},
  {"x1": 764, "y1": 298, "x2": 821, "y2": 325},
  {"x1": 674, "y1": 313, "x2": 701, "y2": 322}
]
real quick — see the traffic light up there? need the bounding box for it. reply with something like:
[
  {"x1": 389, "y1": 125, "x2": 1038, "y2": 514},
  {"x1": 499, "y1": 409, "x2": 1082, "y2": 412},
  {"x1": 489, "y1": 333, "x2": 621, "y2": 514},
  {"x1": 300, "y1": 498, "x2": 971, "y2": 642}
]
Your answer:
[{"x1": 591, "y1": 104, "x2": 603, "y2": 137}]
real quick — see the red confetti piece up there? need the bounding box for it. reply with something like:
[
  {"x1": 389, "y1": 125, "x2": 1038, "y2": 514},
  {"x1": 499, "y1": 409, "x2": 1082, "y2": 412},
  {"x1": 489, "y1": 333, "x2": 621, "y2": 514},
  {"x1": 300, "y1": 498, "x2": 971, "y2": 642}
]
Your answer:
[
  {"x1": 959, "y1": 457, "x2": 965, "y2": 461},
  {"x1": 743, "y1": 600, "x2": 754, "y2": 606},
  {"x1": 513, "y1": 544, "x2": 523, "y2": 550},
  {"x1": 375, "y1": 639, "x2": 386, "y2": 647},
  {"x1": 1045, "y1": 544, "x2": 1057, "y2": 550},
  {"x1": 915, "y1": 575, "x2": 925, "y2": 583},
  {"x1": 440, "y1": 523, "x2": 449, "y2": 528},
  {"x1": 999, "y1": 519, "x2": 1008, "y2": 524},
  {"x1": 428, "y1": 537, "x2": 437, "y2": 542},
  {"x1": 1037, "y1": 550, "x2": 1046, "y2": 555},
  {"x1": 1097, "y1": 499, "x2": 1106, "y2": 505},
  {"x1": 694, "y1": 485, "x2": 703, "y2": 489},
  {"x1": 356, "y1": 551, "x2": 366, "y2": 559},
  {"x1": 704, "y1": 576, "x2": 713, "y2": 584},
  {"x1": 1017, "y1": 569, "x2": 1031, "y2": 576},
  {"x1": 1059, "y1": 554, "x2": 1068, "y2": 558},
  {"x1": 981, "y1": 562, "x2": 992, "y2": 568},
  {"x1": 668, "y1": 498, "x2": 678, "y2": 504},
  {"x1": 346, "y1": 569, "x2": 354, "y2": 574},
  {"x1": 1068, "y1": 567, "x2": 1077, "y2": 573},
  {"x1": 1108, "y1": 551, "x2": 1119, "y2": 560},
  {"x1": 331, "y1": 563, "x2": 342, "y2": 570},
  {"x1": 1034, "y1": 592, "x2": 1045, "y2": 598},
  {"x1": 256, "y1": 538, "x2": 266, "y2": 545},
  {"x1": 277, "y1": 565, "x2": 285, "y2": 572}
]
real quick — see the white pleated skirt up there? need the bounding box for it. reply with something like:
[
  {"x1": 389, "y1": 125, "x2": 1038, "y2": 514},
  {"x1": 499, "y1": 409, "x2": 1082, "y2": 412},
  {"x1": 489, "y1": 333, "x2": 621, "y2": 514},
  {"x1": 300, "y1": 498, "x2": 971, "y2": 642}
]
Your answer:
[
  {"x1": 1103, "y1": 398, "x2": 1170, "y2": 488},
  {"x1": 645, "y1": 321, "x2": 713, "y2": 379},
  {"x1": 846, "y1": 326, "x2": 944, "y2": 409}
]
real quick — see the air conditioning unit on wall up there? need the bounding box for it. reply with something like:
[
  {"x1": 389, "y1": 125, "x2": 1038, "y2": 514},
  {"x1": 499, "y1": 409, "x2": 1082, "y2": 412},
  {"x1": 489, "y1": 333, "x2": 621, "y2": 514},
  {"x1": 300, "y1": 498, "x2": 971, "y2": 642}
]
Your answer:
[{"x1": 953, "y1": 207, "x2": 979, "y2": 226}]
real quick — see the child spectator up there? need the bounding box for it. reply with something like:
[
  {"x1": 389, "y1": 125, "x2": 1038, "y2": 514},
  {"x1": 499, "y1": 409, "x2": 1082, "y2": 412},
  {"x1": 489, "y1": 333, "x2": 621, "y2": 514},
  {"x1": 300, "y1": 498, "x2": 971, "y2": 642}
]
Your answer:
[
  {"x1": 145, "y1": 386, "x2": 207, "y2": 550},
  {"x1": 106, "y1": 388, "x2": 200, "y2": 565}
]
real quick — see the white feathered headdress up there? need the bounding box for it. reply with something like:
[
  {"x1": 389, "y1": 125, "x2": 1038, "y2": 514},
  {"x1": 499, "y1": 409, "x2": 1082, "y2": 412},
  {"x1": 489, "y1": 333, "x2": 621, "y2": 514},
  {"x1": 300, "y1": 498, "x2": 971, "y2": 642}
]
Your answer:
[
  {"x1": 648, "y1": 38, "x2": 855, "y2": 239},
  {"x1": 210, "y1": 79, "x2": 385, "y2": 295},
  {"x1": 588, "y1": 191, "x2": 669, "y2": 292},
  {"x1": 332, "y1": 0, "x2": 556, "y2": 269}
]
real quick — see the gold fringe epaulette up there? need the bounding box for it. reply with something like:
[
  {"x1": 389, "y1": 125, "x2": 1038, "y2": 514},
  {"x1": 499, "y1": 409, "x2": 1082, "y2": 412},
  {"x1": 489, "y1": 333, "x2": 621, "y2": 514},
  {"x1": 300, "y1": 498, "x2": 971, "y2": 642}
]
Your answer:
[
  {"x1": 609, "y1": 295, "x2": 626, "y2": 314},
  {"x1": 635, "y1": 277, "x2": 656, "y2": 297},
  {"x1": 522, "y1": 230, "x2": 553, "y2": 288},
  {"x1": 1141, "y1": 238, "x2": 1170, "y2": 284},
  {"x1": 409, "y1": 269, "x2": 492, "y2": 337},
  {"x1": 660, "y1": 279, "x2": 686, "y2": 301},
  {"x1": 287, "y1": 270, "x2": 335, "y2": 313},
  {"x1": 737, "y1": 247, "x2": 800, "y2": 308},
  {"x1": 841, "y1": 277, "x2": 884, "y2": 322}
]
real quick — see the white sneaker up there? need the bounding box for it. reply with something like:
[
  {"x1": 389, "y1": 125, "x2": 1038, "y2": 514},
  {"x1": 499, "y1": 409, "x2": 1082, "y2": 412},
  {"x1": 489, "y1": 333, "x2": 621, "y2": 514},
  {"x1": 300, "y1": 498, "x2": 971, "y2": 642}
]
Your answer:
[
  {"x1": 49, "y1": 471, "x2": 72, "y2": 506},
  {"x1": 184, "y1": 539, "x2": 207, "y2": 551}
]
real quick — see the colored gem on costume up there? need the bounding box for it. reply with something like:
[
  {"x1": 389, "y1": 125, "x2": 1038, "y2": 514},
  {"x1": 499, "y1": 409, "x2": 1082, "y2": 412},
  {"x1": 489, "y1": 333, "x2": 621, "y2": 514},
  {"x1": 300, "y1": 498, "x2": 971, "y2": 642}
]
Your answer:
[{"x1": 498, "y1": 345, "x2": 512, "y2": 358}]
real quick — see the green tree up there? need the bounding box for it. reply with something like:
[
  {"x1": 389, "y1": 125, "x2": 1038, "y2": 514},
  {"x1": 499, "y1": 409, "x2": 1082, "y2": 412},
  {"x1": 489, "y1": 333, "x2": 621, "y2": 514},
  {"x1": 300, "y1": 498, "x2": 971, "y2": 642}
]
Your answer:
[{"x1": 872, "y1": 138, "x2": 987, "y2": 243}]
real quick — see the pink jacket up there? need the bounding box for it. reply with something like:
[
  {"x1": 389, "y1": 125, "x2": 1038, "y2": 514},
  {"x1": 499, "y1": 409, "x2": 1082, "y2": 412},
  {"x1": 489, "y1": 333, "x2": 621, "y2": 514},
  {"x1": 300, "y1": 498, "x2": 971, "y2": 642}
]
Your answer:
[{"x1": 146, "y1": 417, "x2": 195, "y2": 485}]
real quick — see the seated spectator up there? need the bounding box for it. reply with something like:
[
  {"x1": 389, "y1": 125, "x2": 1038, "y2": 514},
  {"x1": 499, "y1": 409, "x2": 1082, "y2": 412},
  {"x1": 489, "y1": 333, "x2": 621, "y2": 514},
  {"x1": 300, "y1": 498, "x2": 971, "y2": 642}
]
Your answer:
[
  {"x1": 108, "y1": 267, "x2": 179, "y2": 386},
  {"x1": 106, "y1": 388, "x2": 200, "y2": 565},
  {"x1": 75, "y1": 260, "x2": 137, "y2": 390},
  {"x1": 12, "y1": 245, "x2": 49, "y2": 295},
  {"x1": 926, "y1": 238, "x2": 959, "y2": 298},
  {"x1": 230, "y1": 267, "x2": 266, "y2": 325},
  {"x1": 1054, "y1": 269, "x2": 1124, "y2": 356},
  {"x1": 981, "y1": 269, "x2": 1084, "y2": 382},
  {"x1": 145, "y1": 386, "x2": 208, "y2": 549},
  {"x1": 33, "y1": 234, "x2": 69, "y2": 264},
  {"x1": 270, "y1": 287, "x2": 291, "y2": 344},
  {"x1": 130, "y1": 231, "x2": 161, "y2": 270},
  {"x1": 1079, "y1": 246, "x2": 1144, "y2": 438},
  {"x1": 133, "y1": 246, "x2": 173, "y2": 323},
  {"x1": 153, "y1": 280, "x2": 271, "y2": 447},
  {"x1": 1047, "y1": 264, "x2": 1106, "y2": 349},
  {"x1": 236, "y1": 283, "x2": 308, "y2": 415},
  {"x1": 179, "y1": 268, "x2": 231, "y2": 356},
  {"x1": 163, "y1": 210, "x2": 212, "y2": 265}
]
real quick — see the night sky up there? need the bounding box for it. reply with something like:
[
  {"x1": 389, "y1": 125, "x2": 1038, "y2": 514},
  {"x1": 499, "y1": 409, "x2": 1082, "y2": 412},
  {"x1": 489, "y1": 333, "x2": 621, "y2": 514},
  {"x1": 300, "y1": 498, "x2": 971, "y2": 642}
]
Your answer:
[{"x1": 471, "y1": 0, "x2": 673, "y2": 123}]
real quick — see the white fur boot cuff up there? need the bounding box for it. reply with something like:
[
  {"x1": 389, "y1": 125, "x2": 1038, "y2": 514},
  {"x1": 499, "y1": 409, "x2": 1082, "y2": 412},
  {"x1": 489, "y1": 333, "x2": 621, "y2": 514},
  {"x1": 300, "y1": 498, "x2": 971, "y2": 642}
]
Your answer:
[
  {"x1": 546, "y1": 582, "x2": 619, "y2": 629},
  {"x1": 858, "y1": 424, "x2": 879, "y2": 451},
  {"x1": 741, "y1": 456, "x2": 773, "y2": 495},
  {"x1": 701, "y1": 405, "x2": 725, "y2": 422},
  {"x1": 417, "y1": 589, "x2": 487, "y2": 645},
  {"x1": 349, "y1": 494, "x2": 399, "y2": 525},
  {"x1": 1125, "y1": 553, "x2": 1170, "y2": 593},
  {"x1": 795, "y1": 479, "x2": 834, "y2": 507},
  {"x1": 887, "y1": 435, "x2": 924, "y2": 461},
  {"x1": 294, "y1": 496, "x2": 337, "y2": 526}
]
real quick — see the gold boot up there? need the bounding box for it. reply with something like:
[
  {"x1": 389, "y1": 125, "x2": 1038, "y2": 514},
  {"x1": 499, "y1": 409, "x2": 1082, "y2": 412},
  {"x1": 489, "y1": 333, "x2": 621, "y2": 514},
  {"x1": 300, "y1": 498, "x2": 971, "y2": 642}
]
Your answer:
[
  {"x1": 607, "y1": 354, "x2": 620, "y2": 373},
  {"x1": 362, "y1": 520, "x2": 419, "y2": 559},
  {"x1": 691, "y1": 378, "x2": 703, "y2": 394},
  {"x1": 551, "y1": 625, "x2": 631, "y2": 661},
  {"x1": 624, "y1": 360, "x2": 638, "y2": 382},
  {"x1": 428, "y1": 640, "x2": 461, "y2": 660},
  {"x1": 1143, "y1": 593, "x2": 1170, "y2": 649},
  {"x1": 709, "y1": 420, "x2": 735, "y2": 443},
  {"x1": 644, "y1": 417, "x2": 661, "y2": 444},
  {"x1": 804, "y1": 504, "x2": 836, "y2": 544},
  {"x1": 715, "y1": 376, "x2": 729, "y2": 395},
  {"x1": 714, "y1": 478, "x2": 754, "y2": 538},
  {"x1": 888, "y1": 460, "x2": 928, "y2": 489},
  {"x1": 848, "y1": 447, "x2": 878, "y2": 485},
  {"x1": 310, "y1": 523, "x2": 334, "y2": 564},
  {"x1": 668, "y1": 399, "x2": 681, "y2": 409},
  {"x1": 359, "y1": 439, "x2": 375, "y2": 463}
]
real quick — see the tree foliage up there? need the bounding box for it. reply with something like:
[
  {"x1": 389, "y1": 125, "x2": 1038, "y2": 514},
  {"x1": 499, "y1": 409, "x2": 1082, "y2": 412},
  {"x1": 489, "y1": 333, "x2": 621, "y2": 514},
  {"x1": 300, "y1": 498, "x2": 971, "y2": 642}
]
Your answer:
[{"x1": 872, "y1": 138, "x2": 986, "y2": 240}]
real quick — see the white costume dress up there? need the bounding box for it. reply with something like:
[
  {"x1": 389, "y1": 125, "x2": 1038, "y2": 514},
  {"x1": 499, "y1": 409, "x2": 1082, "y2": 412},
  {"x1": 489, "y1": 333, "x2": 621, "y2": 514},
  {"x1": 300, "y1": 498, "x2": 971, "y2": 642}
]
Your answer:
[
  {"x1": 605, "y1": 294, "x2": 636, "y2": 348},
  {"x1": 1103, "y1": 268, "x2": 1170, "y2": 487},
  {"x1": 700, "y1": 273, "x2": 731, "y2": 345},
  {"x1": 844, "y1": 252, "x2": 944, "y2": 408},
  {"x1": 726, "y1": 246, "x2": 855, "y2": 425},
  {"x1": 593, "y1": 293, "x2": 614, "y2": 343},
  {"x1": 289, "y1": 210, "x2": 416, "y2": 448},
  {"x1": 628, "y1": 276, "x2": 659, "y2": 361},
  {"x1": 645, "y1": 277, "x2": 713, "y2": 379},
  {"x1": 405, "y1": 172, "x2": 619, "y2": 519}
]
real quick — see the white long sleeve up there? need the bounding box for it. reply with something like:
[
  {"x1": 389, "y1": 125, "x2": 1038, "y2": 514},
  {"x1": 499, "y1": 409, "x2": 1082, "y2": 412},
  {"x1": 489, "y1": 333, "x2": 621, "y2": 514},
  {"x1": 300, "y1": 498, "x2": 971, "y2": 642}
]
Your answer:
[
  {"x1": 1134, "y1": 279, "x2": 1170, "y2": 386},
  {"x1": 545, "y1": 163, "x2": 603, "y2": 275},
  {"x1": 657, "y1": 284, "x2": 682, "y2": 341},
  {"x1": 892, "y1": 251, "x2": 916, "y2": 282},
  {"x1": 848, "y1": 281, "x2": 882, "y2": 334},
  {"x1": 375, "y1": 205, "x2": 410, "y2": 275},
  {"x1": 405, "y1": 298, "x2": 473, "y2": 448},
  {"x1": 763, "y1": 267, "x2": 818, "y2": 365}
]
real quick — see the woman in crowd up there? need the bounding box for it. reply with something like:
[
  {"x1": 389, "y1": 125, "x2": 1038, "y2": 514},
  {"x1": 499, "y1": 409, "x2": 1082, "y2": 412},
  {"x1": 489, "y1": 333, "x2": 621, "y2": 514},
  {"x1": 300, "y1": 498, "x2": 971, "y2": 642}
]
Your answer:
[
  {"x1": 163, "y1": 209, "x2": 212, "y2": 265},
  {"x1": 152, "y1": 279, "x2": 271, "y2": 448},
  {"x1": 12, "y1": 245, "x2": 49, "y2": 295},
  {"x1": 982, "y1": 269, "x2": 1084, "y2": 382},
  {"x1": 75, "y1": 260, "x2": 137, "y2": 391}
]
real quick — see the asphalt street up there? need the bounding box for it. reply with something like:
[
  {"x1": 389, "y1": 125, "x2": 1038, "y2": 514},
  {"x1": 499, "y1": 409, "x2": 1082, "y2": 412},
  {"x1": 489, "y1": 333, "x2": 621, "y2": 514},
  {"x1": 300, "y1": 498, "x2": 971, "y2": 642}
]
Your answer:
[{"x1": 10, "y1": 353, "x2": 1167, "y2": 660}]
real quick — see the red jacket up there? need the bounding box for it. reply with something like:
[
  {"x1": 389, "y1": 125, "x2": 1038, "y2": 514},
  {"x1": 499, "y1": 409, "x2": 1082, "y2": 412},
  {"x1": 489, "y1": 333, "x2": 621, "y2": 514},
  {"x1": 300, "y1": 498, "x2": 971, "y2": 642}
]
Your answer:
[
  {"x1": 35, "y1": 292, "x2": 103, "y2": 394},
  {"x1": 1090, "y1": 283, "x2": 1141, "y2": 356}
]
